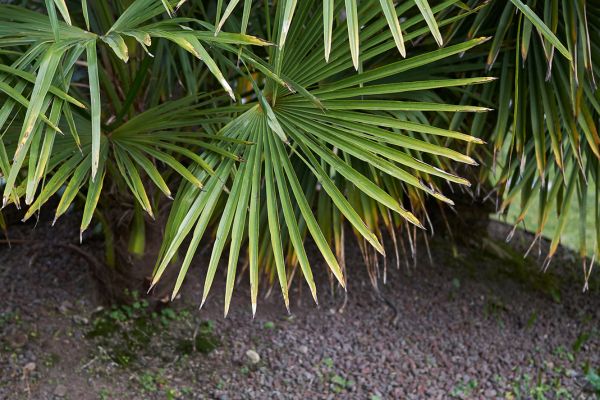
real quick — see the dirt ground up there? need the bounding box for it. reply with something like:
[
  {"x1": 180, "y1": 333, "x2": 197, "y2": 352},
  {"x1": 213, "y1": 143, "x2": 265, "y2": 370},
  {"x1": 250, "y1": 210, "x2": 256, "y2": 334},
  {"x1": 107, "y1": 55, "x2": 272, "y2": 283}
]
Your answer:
[{"x1": 0, "y1": 215, "x2": 599, "y2": 400}]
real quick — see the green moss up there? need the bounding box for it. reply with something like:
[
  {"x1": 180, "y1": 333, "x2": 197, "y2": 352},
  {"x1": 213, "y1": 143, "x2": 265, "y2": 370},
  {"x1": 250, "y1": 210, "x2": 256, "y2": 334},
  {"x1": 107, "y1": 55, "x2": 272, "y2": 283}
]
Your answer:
[
  {"x1": 86, "y1": 316, "x2": 119, "y2": 339},
  {"x1": 86, "y1": 304, "x2": 219, "y2": 367},
  {"x1": 194, "y1": 333, "x2": 220, "y2": 354},
  {"x1": 43, "y1": 352, "x2": 61, "y2": 368},
  {"x1": 175, "y1": 338, "x2": 194, "y2": 355}
]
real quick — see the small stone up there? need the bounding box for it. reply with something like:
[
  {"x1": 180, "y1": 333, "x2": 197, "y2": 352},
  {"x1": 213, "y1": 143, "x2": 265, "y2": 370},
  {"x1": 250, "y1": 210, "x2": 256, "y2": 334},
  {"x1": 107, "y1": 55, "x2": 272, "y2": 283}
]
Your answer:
[
  {"x1": 245, "y1": 349, "x2": 260, "y2": 365},
  {"x1": 9, "y1": 333, "x2": 28, "y2": 348},
  {"x1": 72, "y1": 315, "x2": 89, "y2": 325},
  {"x1": 58, "y1": 301, "x2": 72, "y2": 315},
  {"x1": 303, "y1": 371, "x2": 314, "y2": 381},
  {"x1": 566, "y1": 369, "x2": 578, "y2": 377},
  {"x1": 23, "y1": 362, "x2": 36, "y2": 373},
  {"x1": 484, "y1": 389, "x2": 497, "y2": 398},
  {"x1": 298, "y1": 345, "x2": 308, "y2": 355},
  {"x1": 54, "y1": 384, "x2": 67, "y2": 397}
]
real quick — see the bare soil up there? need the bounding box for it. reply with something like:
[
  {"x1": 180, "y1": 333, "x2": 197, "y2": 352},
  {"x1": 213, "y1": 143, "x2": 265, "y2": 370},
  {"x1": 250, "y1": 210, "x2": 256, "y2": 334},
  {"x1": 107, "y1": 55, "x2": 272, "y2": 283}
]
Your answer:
[{"x1": 0, "y1": 215, "x2": 599, "y2": 399}]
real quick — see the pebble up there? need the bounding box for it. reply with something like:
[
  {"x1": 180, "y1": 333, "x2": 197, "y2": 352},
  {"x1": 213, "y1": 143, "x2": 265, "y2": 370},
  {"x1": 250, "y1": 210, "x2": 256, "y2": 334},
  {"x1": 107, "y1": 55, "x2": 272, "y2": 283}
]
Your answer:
[
  {"x1": 58, "y1": 301, "x2": 72, "y2": 315},
  {"x1": 54, "y1": 384, "x2": 67, "y2": 397},
  {"x1": 566, "y1": 369, "x2": 578, "y2": 377},
  {"x1": 213, "y1": 390, "x2": 228, "y2": 400},
  {"x1": 484, "y1": 389, "x2": 497, "y2": 397},
  {"x1": 298, "y1": 345, "x2": 308, "y2": 355},
  {"x1": 245, "y1": 349, "x2": 260, "y2": 365},
  {"x1": 9, "y1": 333, "x2": 28, "y2": 348},
  {"x1": 23, "y1": 362, "x2": 36, "y2": 373},
  {"x1": 72, "y1": 315, "x2": 89, "y2": 325}
]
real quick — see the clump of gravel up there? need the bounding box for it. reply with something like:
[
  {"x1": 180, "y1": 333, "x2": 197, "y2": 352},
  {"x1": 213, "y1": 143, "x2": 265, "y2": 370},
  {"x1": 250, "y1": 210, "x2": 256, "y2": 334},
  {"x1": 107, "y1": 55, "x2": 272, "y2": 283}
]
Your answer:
[{"x1": 0, "y1": 217, "x2": 598, "y2": 399}]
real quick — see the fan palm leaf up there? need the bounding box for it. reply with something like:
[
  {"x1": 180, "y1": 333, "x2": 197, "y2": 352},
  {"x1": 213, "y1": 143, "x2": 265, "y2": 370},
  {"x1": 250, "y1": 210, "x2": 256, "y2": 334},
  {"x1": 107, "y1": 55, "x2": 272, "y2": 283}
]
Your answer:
[{"x1": 152, "y1": 0, "x2": 490, "y2": 313}]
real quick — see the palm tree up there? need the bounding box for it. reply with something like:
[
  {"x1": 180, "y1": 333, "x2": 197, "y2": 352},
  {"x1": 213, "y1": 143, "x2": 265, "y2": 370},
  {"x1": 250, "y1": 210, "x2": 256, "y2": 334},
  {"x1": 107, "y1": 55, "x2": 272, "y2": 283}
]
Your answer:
[
  {"x1": 0, "y1": 0, "x2": 596, "y2": 312},
  {"x1": 451, "y1": 0, "x2": 598, "y2": 280}
]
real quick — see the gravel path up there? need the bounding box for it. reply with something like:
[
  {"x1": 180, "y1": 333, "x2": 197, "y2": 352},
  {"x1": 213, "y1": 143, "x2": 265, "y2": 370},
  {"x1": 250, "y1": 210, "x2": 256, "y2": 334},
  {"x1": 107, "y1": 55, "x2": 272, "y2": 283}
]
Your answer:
[{"x1": 0, "y1": 217, "x2": 598, "y2": 399}]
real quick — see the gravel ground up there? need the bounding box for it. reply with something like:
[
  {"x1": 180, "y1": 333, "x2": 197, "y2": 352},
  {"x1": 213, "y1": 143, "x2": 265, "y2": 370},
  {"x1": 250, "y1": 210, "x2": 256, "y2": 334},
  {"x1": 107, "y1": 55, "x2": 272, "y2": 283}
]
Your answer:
[{"x1": 0, "y1": 215, "x2": 598, "y2": 399}]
